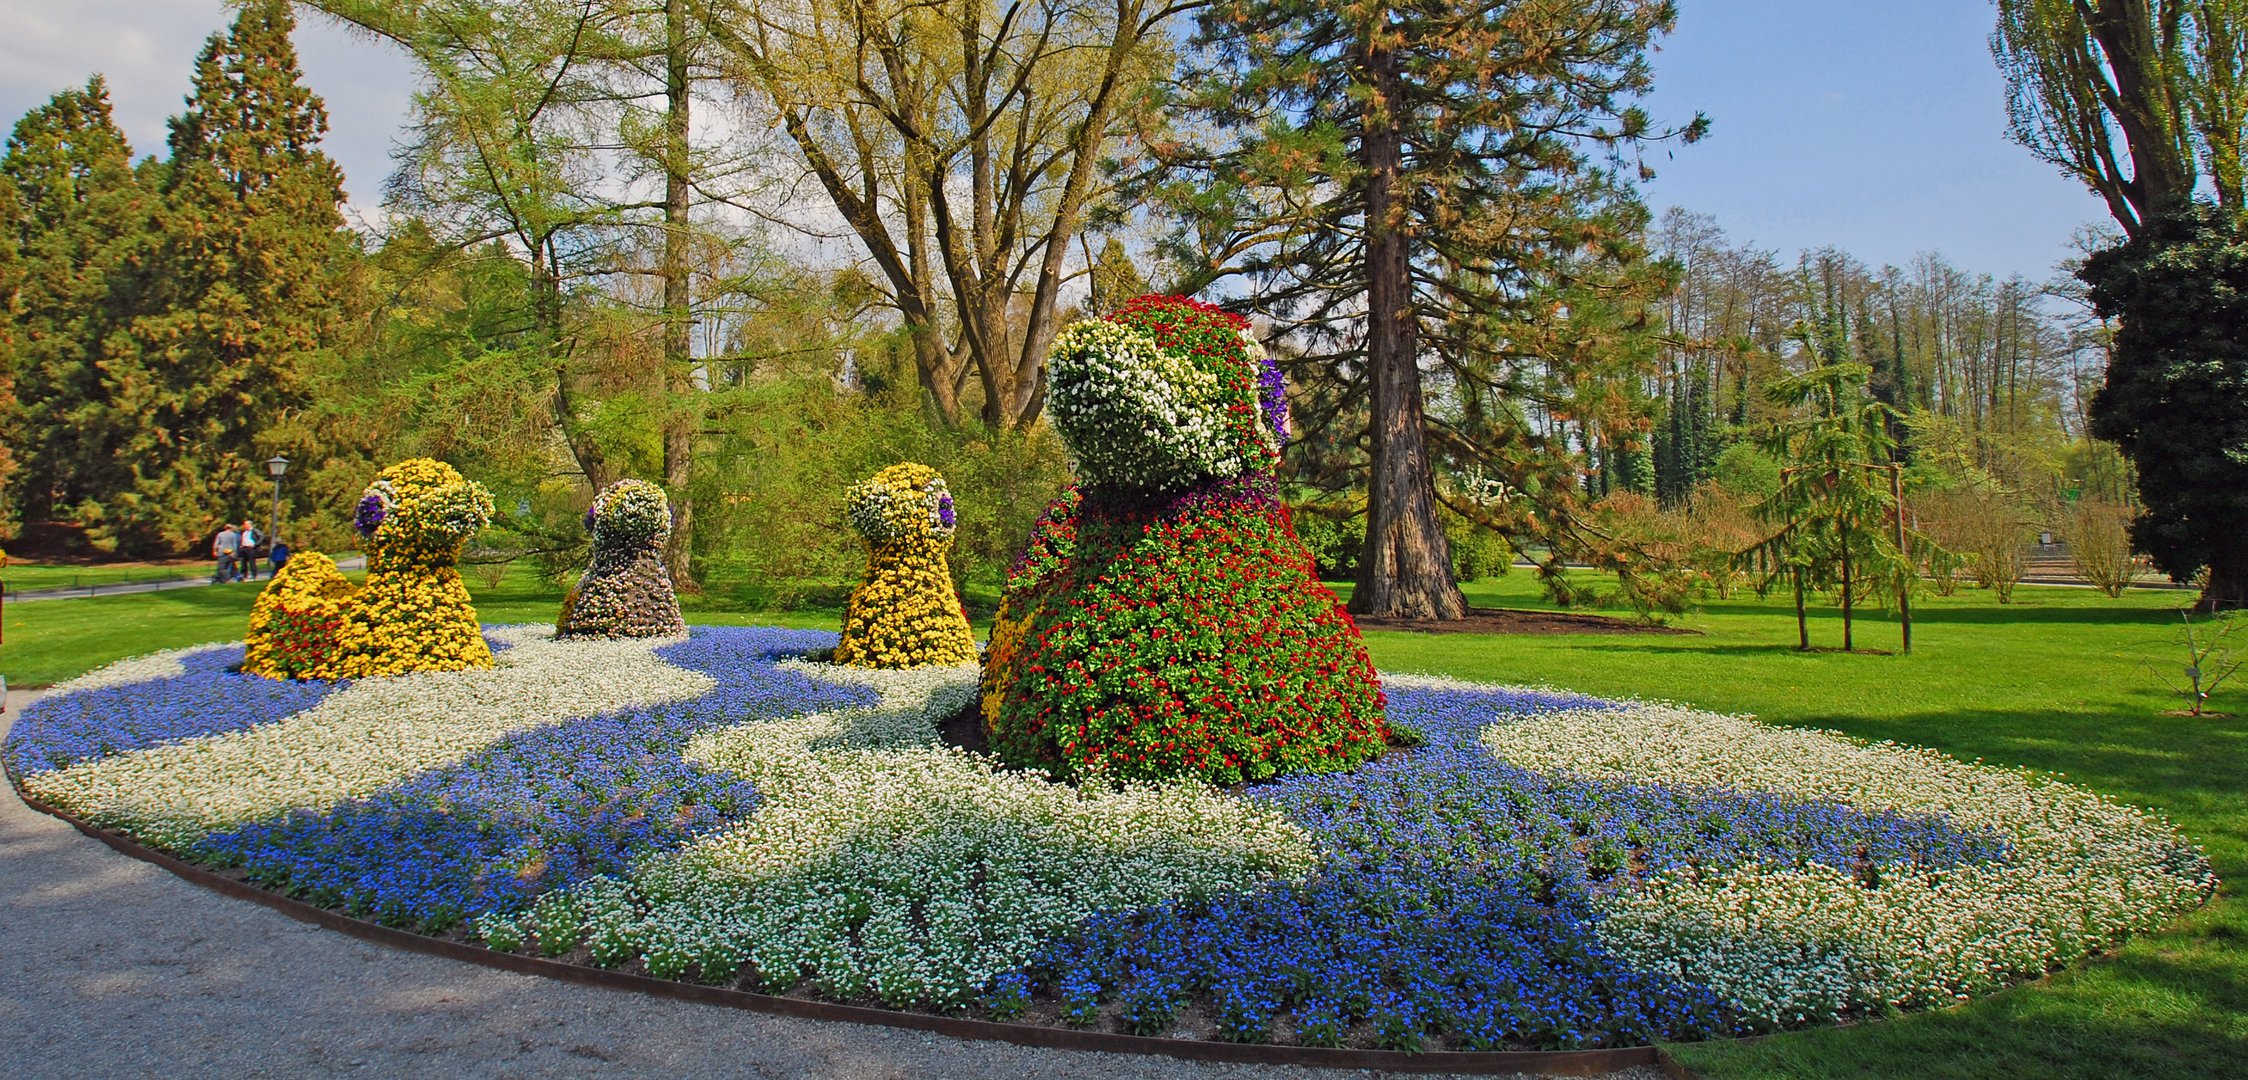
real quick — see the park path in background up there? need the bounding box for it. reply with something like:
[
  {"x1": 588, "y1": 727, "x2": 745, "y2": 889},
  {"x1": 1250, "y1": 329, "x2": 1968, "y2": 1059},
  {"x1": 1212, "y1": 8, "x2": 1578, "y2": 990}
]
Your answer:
[
  {"x1": 6, "y1": 555, "x2": 368, "y2": 603},
  {"x1": 0, "y1": 688, "x2": 1652, "y2": 1080}
]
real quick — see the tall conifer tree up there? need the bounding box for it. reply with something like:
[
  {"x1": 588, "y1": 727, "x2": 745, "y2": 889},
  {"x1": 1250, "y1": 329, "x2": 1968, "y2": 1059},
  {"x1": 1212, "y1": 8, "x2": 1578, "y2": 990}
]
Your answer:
[
  {"x1": 95, "y1": 0, "x2": 353, "y2": 550},
  {"x1": 1154, "y1": 0, "x2": 1700, "y2": 619},
  {"x1": 0, "y1": 77, "x2": 151, "y2": 526},
  {"x1": 0, "y1": 182, "x2": 20, "y2": 538}
]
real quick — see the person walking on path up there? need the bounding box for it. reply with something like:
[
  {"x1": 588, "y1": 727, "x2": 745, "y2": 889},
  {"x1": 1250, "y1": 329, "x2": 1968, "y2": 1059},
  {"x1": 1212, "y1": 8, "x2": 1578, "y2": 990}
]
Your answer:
[
  {"x1": 238, "y1": 520, "x2": 263, "y2": 581},
  {"x1": 212, "y1": 524, "x2": 241, "y2": 584},
  {"x1": 268, "y1": 537, "x2": 291, "y2": 575}
]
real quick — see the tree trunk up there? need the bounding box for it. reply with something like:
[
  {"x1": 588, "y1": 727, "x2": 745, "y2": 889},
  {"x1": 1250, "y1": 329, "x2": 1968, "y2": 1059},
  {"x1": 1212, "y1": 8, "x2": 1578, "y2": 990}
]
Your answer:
[
  {"x1": 2085, "y1": 0, "x2": 2196, "y2": 231},
  {"x1": 1840, "y1": 516, "x2": 1854, "y2": 652},
  {"x1": 535, "y1": 238, "x2": 609, "y2": 490},
  {"x1": 1893, "y1": 465, "x2": 1913, "y2": 654},
  {"x1": 659, "y1": 0, "x2": 697, "y2": 591},
  {"x1": 1348, "y1": 36, "x2": 1464, "y2": 622},
  {"x1": 2200, "y1": 543, "x2": 2248, "y2": 613},
  {"x1": 1795, "y1": 569, "x2": 1809, "y2": 651}
]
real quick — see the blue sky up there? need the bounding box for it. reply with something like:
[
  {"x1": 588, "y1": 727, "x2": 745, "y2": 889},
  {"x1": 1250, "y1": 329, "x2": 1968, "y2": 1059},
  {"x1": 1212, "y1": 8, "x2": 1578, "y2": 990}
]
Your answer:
[{"x1": 0, "y1": 0, "x2": 2111, "y2": 281}]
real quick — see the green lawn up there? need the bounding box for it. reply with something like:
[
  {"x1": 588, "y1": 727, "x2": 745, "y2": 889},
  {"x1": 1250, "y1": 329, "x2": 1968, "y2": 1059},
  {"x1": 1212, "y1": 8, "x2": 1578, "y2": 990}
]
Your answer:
[
  {"x1": 0, "y1": 566, "x2": 849, "y2": 686},
  {"x1": 0, "y1": 566, "x2": 2239, "y2": 1078},
  {"x1": 0, "y1": 560, "x2": 215, "y2": 592}
]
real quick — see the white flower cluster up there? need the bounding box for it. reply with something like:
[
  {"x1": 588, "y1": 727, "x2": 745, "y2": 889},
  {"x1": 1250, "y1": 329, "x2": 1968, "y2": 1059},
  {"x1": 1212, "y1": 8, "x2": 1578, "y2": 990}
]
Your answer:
[
  {"x1": 590, "y1": 479, "x2": 672, "y2": 550},
  {"x1": 484, "y1": 659, "x2": 1316, "y2": 1005},
  {"x1": 1481, "y1": 706, "x2": 2217, "y2": 1032},
  {"x1": 843, "y1": 475, "x2": 956, "y2": 542},
  {"x1": 1454, "y1": 464, "x2": 1519, "y2": 508},
  {"x1": 416, "y1": 481, "x2": 496, "y2": 542},
  {"x1": 1046, "y1": 319, "x2": 1246, "y2": 491},
  {"x1": 21, "y1": 627, "x2": 710, "y2": 849},
  {"x1": 38, "y1": 644, "x2": 230, "y2": 694}
]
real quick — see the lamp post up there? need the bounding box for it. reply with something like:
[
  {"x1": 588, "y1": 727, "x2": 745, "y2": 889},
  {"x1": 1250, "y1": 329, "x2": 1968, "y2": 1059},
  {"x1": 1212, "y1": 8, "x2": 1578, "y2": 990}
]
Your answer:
[{"x1": 264, "y1": 456, "x2": 289, "y2": 573}]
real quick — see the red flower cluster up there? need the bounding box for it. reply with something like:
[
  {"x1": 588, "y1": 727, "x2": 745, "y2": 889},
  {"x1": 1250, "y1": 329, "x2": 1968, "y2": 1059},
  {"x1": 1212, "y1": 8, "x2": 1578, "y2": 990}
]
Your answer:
[
  {"x1": 988, "y1": 476, "x2": 1388, "y2": 786},
  {"x1": 262, "y1": 608, "x2": 345, "y2": 680}
]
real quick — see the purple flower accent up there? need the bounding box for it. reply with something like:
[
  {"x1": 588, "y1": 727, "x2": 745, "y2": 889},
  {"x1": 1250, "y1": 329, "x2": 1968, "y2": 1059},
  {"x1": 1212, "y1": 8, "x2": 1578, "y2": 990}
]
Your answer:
[
  {"x1": 937, "y1": 493, "x2": 957, "y2": 529},
  {"x1": 1258, "y1": 353, "x2": 1290, "y2": 443},
  {"x1": 354, "y1": 494, "x2": 388, "y2": 538}
]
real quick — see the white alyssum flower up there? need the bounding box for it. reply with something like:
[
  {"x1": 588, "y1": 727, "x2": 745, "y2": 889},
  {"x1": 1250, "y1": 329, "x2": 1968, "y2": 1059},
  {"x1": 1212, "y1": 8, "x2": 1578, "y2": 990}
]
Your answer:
[
  {"x1": 1045, "y1": 319, "x2": 1245, "y2": 490},
  {"x1": 490, "y1": 659, "x2": 1316, "y2": 1005},
  {"x1": 1482, "y1": 705, "x2": 2216, "y2": 1032},
  {"x1": 40, "y1": 643, "x2": 234, "y2": 694},
  {"x1": 22, "y1": 626, "x2": 709, "y2": 848}
]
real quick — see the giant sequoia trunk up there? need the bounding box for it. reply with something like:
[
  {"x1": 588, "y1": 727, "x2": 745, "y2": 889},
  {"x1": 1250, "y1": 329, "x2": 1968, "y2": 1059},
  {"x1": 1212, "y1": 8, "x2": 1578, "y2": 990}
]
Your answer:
[{"x1": 1347, "y1": 40, "x2": 1466, "y2": 622}]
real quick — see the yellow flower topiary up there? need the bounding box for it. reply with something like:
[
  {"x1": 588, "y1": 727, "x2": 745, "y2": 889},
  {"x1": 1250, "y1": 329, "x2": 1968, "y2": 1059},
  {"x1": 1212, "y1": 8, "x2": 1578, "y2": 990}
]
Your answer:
[
  {"x1": 243, "y1": 458, "x2": 496, "y2": 681},
  {"x1": 832, "y1": 463, "x2": 977, "y2": 669},
  {"x1": 241, "y1": 552, "x2": 355, "y2": 679},
  {"x1": 320, "y1": 459, "x2": 496, "y2": 679}
]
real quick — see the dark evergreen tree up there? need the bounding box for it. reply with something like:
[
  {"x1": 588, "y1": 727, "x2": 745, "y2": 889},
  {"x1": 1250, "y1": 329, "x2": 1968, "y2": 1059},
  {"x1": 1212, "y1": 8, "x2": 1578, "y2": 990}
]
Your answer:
[
  {"x1": 91, "y1": 1, "x2": 353, "y2": 551},
  {"x1": 0, "y1": 77, "x2": 152, "y2": 526},
  {"x1": 1654, "y1": 355, "x2": 1718, "y2": 506},
  {"x1": 2082, "y1": 204, "x2": 2248, "y2": 611},
  {"x1": 1087, "y1": 237, "x2": 1149, "y2": 315}
]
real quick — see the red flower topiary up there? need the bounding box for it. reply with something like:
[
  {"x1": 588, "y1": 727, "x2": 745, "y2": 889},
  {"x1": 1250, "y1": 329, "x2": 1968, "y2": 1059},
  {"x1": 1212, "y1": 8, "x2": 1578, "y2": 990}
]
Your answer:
[{"x1": 986, "y1": 296, "x2": 1386, "y2": 784}]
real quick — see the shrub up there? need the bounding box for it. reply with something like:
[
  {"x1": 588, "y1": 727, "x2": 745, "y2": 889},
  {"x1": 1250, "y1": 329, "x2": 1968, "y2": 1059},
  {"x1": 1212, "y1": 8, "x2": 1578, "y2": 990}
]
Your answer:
[
  {"x1": 1446, "y1": 506, "x2": 1512, "y2": 583},
  {"x1": 1289, "y1": 503, "x2": 1362, "y2": 581},
  {"x1": 2065, "y1": 500, "x2": 2144, "y2": 598},
  {"x1": 1711, "y1": 443, "x2": 1781, "y2": 497},
  {"x1": 1917, "y1": 486, "x2": 2035, "y2": 604}
]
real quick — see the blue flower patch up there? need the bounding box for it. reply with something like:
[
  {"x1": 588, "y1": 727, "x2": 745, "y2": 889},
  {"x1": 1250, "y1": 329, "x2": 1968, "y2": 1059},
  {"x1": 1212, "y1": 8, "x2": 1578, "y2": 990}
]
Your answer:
[
  {"x1": 195, "y1": 628, "x2": 871, "y2": 931},
  {"x1": 1002, "y1": 683, "x2": 2010, "y2": 1048}
]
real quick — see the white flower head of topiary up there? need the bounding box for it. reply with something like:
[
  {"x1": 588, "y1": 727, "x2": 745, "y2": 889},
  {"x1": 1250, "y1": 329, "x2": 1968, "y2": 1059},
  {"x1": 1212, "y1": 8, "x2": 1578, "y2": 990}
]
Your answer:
[
  {"x1": 1045, "y1": 319, "x2": 1254, "y2": 492},
  {"x1": 844, "y1": 465, "x2": 958, "y2": 544}
]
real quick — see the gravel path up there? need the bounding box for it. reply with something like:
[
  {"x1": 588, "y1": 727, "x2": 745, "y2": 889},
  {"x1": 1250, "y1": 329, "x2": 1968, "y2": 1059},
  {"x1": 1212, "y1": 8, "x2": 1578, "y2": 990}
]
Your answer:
[{"x1": 0, "y1": 688, "x2": 1662, "y2": 1080}]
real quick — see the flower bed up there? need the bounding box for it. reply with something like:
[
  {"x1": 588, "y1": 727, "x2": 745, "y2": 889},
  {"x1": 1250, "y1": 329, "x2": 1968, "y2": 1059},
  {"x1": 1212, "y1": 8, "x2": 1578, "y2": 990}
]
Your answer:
[{"x1": 3, "y1": 629, "x2": 2216, "y2": 1052}]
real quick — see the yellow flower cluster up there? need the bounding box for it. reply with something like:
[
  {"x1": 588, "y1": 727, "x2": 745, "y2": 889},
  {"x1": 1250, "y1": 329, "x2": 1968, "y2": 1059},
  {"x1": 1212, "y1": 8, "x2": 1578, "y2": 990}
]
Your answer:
[
  {"x1": 241, "y1": 553, "x2": 355, "y2": 679},
  {"x1": 833, "y1": 463, "x2": 977, "y2": 669},
  {"x1": 320, "y1": 564, "x2": 493, "y2": 679},
  {"x1": 978, "y1": 601, "x2": 1036, "y2": 734},
  {"x1": 244, "y1": 458, "x2": 497, "y2": 681}
]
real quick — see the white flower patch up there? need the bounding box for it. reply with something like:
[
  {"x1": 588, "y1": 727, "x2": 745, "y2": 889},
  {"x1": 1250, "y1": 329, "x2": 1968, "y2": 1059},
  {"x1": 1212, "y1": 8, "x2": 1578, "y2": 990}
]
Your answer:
[
  {"x1": 1046, "y1": 319, "x2": 1246, "y2": 490},
  {"x1": 1481, "y1": 705, "x2": 2217, "y2": 1032},
  {"x1": 41, "y1": 643, "x2": 236, "y2": 695},
  {"x1": 21, "y1": 626, "x2": 710, "y2": 849},
  {"x1": 494, "y1": 659, "x2": 1316, "y2": 1006}
]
